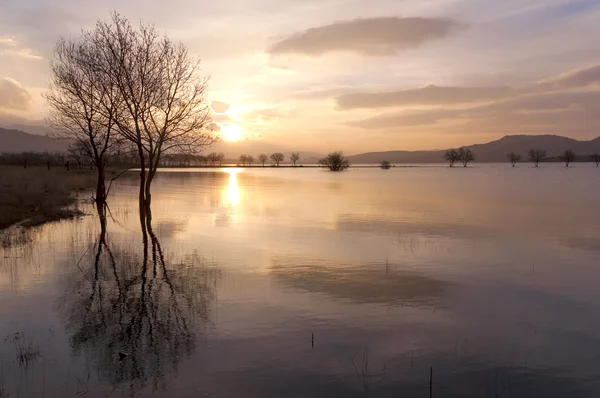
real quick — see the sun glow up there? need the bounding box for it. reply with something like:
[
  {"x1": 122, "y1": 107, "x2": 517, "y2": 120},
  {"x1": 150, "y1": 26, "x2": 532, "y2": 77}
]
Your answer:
[{"x1": 221, "y1": 123, "x2": 244, "y2": 142}]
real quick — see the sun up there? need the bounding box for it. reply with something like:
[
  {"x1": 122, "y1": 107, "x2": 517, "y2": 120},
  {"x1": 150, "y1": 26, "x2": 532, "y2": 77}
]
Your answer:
[{"x1": 221, "y1": 124, "x2": 244, "y2": 142}]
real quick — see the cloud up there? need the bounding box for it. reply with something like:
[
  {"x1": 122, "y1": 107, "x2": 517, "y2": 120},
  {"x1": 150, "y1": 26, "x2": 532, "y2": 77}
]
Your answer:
[
  {"x1": 336, "y1": 84, "x2": 514, "y2": 109},
  {"x1": 211, "y1": 101, "x2": 230, "y2": 113},
  {"x1": 0, "y1": 36, "x2": 44, "y2": 60},
  {"x1": 268, "y1": 17, "x2": 462, "y2": 57},
  {"x1": 532, "y1": 64, "x2": 600, "y2": 92},
  {"x1": 0, "y1": 77, "x2": 33, "y2": 111},
  {"x1": 344, "y1": 65, "x2": 600, "y2": 133}
]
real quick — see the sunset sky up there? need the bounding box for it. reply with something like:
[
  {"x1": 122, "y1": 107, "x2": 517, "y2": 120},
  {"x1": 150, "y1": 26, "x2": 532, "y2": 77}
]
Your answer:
[{"x1": 1, "y1": 0, "x2": 600, "y2": 153}]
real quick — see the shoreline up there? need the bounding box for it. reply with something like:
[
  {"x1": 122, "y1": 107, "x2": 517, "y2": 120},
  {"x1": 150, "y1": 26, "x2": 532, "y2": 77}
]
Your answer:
[{"x1": 0, "y1": 166, "x2": 98, "y2": 234}]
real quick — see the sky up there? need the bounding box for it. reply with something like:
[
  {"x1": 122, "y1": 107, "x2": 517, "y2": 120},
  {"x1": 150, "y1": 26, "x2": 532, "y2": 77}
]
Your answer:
[{"x1": 1, "y1": 0, "x2": 600, "y2": 153}]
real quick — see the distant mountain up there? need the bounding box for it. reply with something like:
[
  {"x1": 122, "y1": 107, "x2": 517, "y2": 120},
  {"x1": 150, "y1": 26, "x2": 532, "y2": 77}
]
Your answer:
[
  {"x1": 0, "y1": 127, "x2": 69, "y2": 153},
  {"x1": 348, "y1": 135, "x2": 600, "y2": 164}
]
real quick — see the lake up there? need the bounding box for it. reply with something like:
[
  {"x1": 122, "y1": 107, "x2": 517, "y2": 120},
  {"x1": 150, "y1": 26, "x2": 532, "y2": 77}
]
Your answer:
[{"x1": 1, "y1": 164, "x2": 600, "y2": 397}]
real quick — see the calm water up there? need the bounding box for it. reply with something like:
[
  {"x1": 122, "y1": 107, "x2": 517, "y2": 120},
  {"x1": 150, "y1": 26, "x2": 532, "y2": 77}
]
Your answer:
[{"x1": 1, "y1": 165, "x2": 600, "y2": 397}]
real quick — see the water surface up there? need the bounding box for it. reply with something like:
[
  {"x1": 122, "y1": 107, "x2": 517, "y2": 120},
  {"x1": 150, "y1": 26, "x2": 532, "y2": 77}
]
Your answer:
[{"x1": 1, "y1": 165, "x2": 599, "y2": 397}]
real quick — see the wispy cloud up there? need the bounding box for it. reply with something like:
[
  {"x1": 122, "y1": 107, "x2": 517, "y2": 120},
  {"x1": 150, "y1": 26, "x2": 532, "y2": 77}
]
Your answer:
[
  {"x1": 268, "y1": 17, "x2": 463, "y2": 57},
  {"x1": 0, "y1": 77, "x2": 33, "y2": 111}
]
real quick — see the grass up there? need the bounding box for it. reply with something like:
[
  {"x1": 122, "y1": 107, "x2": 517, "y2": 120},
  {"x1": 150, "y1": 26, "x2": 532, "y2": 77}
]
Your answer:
[{"x1": 0, "y1": 166, "x2": 97, "y2": 230}]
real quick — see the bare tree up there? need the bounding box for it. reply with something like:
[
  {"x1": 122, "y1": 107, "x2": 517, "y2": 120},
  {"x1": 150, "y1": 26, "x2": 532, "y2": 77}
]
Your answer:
[
  {"x1": 591, "y1": 153, "x2": 600, "y2": 167},
  {"x1": 207, "y1": 152, "x2": 219, "y2": 166},
  {"x1": 87, "y1": 13, "x2": 218, "y2": 206},
  {"x1": 258, "y1": 153, "x2": 268, "y2": 167},
  {"x1": 319, "y1": 151, "x2": 349, "y2": 171},
  {"x1": 217, "y1": 152, "x2": 225, "y2": 166},
  {"x1": 507, "y1": 152, "x2": 522, "y2": 167},
  {"x1": 444, "y1": 149, "x2": 460, "y2": 167},
  {"x1": 290, "y1": 152, "x2": 300, "y2": 167},
  {"x1": 239, "y1": 154, "x2": 247, "y2": 166},
  {"x1": 45, "y1": 37, "x2": 120, "y2": 203},
  {"x1": 459, "y1": 147, "x2": 475, "y2": 167},
  {"x1": 380, "y1": 160, "x2": 391, "y2": 169},
  {"x1": 246, "y1": 155, "x2": 254, "y2": 166},
  {"x1": 560, "y1": 149, "x2": 576, "y2": 167},
  {"x1": 527, "y1": 149, "x2": 546, "y2": 167},
  {"x1": 270, "y1": 152, "x2": 284, "y2": 166}
]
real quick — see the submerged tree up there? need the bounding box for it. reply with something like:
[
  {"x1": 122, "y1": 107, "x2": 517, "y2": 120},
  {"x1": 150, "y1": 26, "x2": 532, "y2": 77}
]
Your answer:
[
  {"x1": 591, "y1": 153, "x2": 600, "y2": 167},
  {"x1": 380, "y1": 160, "x2": 391, "y2": 169},
  {"x1": 45, "y1": 37, "x2": 120, "y2": 203},
  {"x1": 258, "y1": 153, "x2": 268, "y2": 167},
  {"x1": 270, "y1": 152, "x2": 284, "y2": 166},
  {"x1": 507, "y1": 152, "x2": 522, "y2": 167},
  {"x1": 459, "y1": 147, "x2": 475, "y2": 167},
  {"x1": 444, "y1": 149, "x2": 460, "y2": 167},
  {"x1": 83, "y1": 13, "x2": 218, "y2": 207},
  {"x1": 319, "y1": 151, "x2": 349, "y2": 171},
  {"x1": 527, "y1": 149, "x2": 546, "y2": 167},
  {"x1": 290, "y1": 152, "x2": 300, "y2": 167},
  {"x1": 560, "y1": 149, "x2": 576, "y2": 167}
]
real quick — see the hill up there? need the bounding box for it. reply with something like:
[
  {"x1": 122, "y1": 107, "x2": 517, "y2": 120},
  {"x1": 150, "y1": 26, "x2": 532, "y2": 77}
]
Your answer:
[
  {"x1": 0, "y1": 127, "x2": 68, "y2": 153},
  {"x1": 348, "y1": 135, "x2": 600, "y2": 164}
]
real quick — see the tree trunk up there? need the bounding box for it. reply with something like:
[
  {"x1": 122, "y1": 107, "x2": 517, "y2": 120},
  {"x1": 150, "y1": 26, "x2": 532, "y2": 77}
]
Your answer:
[
  {"x1": 96, "y1": 165, "x2": 106, "y2": 204},
  {"x1": 138, "y1": 146, "x2": 147, "y2": 208}
]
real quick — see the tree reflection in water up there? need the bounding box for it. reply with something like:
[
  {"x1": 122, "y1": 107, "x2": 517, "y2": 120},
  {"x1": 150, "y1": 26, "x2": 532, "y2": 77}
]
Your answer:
[{"x1": 64, "y1": 202, "x2": 221, "y2": 392}]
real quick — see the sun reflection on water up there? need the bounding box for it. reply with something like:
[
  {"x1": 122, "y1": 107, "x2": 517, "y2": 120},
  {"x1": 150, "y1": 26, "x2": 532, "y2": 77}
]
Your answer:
[{"x1": 226, "y1": 169, "x2": 241, "y2": 208}]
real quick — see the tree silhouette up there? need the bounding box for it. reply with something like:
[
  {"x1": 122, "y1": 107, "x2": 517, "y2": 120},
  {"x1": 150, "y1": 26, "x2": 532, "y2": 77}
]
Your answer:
[
  {"x1": 380, "y1": 160, "x2": 391, "y2": 169},
  {"x1": 258, "y1": 154, "x2": 268, "y2": 167},
  {"x1": 319, "y1": 152, "x2": 349, "y2": 171},
  {"x1": 239, "y1": 154, "x2": 248, "y2": 166},
  {"x1": 459, "y1": 147, "x2": 475, "y2": 167},
  {"x1": 290, "y1": 153, "x2": 300, "y2": 167},
  {"x1": 82, "y1": 13, "x2": 218, "y2": 207},
  {"x1": 591, "y1": 153, "x2": 600, "y2": 167},
  {"x1": 527, "y1": 149, "x2": 546, "y2": 167},
  {"x1": 507, "y1": 152, "x2": 522, "y2": 167},
  {"x1": 444, "y1": 149, "x2": 460, "y2": 167},
  {"x1": 270, "y1": 153, "x2": 284, "y2": 166},
  {"x1": 560, "y1": 149, "x2": 576, "y2": 167},
  {"x1": 45, "y1": 37, "x2": 120, "y2": 203}
]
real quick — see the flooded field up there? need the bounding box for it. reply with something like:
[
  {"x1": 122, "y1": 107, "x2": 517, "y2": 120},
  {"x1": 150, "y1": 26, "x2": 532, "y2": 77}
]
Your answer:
[{"x1": 1, "y1": 165, "x2": 599, "y2": 397}]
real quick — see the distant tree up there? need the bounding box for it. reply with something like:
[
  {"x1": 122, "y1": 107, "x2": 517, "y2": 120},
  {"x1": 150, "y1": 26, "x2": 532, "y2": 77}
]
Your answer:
[
  {"x1": 507, "y1": 152, "x2": 522, "y2": 167},
  {"x1": 560, "y1": 149, "x2": 576, "y2": 167},
  {"x1": 217, "y1": 153, "x2": 225, "y2": 166},
  {"x1": 380, "y1": 160, "x2": 391, "y2": 169},
  {"x1": 591, "y1": 153, "x2": 600, "y2": 167},
  {"x1": 270, "y1": 152, "x2": 284, "y2": 166},
  {"x1": 246, "y1": 155, "x2": 254, "y2": 166},
  {"x1": 319, "y1": 151, "x2": 349, "y2": 171},
  {"x1": 207, "y1": 152, "x2": 219, "y2": 166},
  {"x1": 258, "y1": 153, "x2": 268, "y2": 167},
  {"x1": 290, "y1": 152, "x2": 300, "y2": 167},
  {"x1": 527, "y1": 149, "x2": 546, "y2": 167},
  {"x1": 239, "y1": 154, "x2": 248, "y2": 166},
  {"x1": 459, "y1": 147, "x2": 475, "y2": 167},
  {"x1": 444, "y1": 149, "x2": 460, "y2": 167}
]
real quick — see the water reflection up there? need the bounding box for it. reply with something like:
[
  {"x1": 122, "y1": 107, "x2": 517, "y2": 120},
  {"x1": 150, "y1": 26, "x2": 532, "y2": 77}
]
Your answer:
[
  {"x1": 225, "y1": 169, "x2": 241, "y2": 208},
  {"x1": 63, "y1": 202, "x2": 221, "y2": 393},
  {"x1": 272, "y1": 256, "x2": 453, "y2": 307}
]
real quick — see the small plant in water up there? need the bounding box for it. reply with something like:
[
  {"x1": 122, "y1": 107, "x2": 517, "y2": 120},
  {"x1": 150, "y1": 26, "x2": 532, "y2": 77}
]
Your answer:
[{"x1": 7, "y1": 332, "x2": 41, "y2": 366}]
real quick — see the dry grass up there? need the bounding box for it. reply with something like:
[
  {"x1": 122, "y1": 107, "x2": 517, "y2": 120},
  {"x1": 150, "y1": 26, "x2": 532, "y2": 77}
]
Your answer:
[{"x1": 0, "y1": 166, "x2": 97, "y2": 230}]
